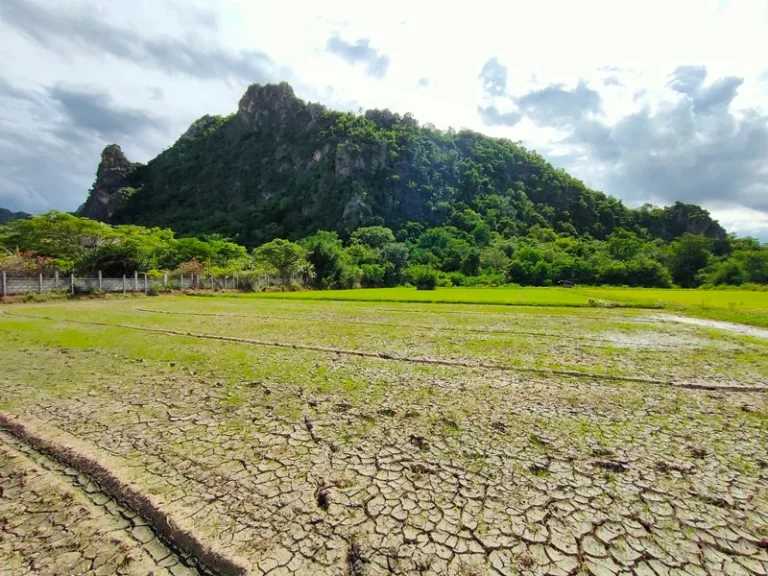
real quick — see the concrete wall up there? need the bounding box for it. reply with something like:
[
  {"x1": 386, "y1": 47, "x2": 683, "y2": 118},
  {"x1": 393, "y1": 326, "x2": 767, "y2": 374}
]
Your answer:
[{"x1": 0, "y1": 272, "x2": 274, "y2": 296}]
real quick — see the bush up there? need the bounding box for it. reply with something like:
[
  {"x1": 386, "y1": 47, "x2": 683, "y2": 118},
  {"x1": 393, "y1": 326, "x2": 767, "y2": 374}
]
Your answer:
[
  {"x1": 361, "y1": 263, "x2": 386, "y2": 287},
  {"x1": 72, "y1": 284, "x2": 102, "y2": 296},
  {"x1": 408, "y1": 266, "x2": 438, "y2": 290},
  {"x1": 21, "y1": 291, "x2": 66, "y2": 303},
  {"x1": 448, "y1": 272, "x2": 466, "y2": 286}
]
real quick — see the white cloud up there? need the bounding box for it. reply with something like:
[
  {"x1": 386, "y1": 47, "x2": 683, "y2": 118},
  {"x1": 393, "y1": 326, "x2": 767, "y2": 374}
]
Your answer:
[{"x1": 0, "y1": 0, "x2": 767, "y2": 237}]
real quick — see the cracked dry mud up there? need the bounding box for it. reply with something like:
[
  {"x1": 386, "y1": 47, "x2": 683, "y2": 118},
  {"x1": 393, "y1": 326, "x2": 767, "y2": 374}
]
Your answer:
[
  {"x1": 1, "y1": 297, "x2": 767, "y2": 575},
  {"x1": 0, "y1": 433, "x2": 199, "y2": 576}
]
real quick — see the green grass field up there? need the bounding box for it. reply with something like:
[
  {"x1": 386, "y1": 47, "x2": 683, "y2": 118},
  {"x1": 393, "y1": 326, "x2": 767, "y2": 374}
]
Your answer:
[
  {"x1": 248, "y1": 285, "x2": 768, "y2": 328},
  {"x1": 249, "y1": 286, "x2": 597, "y2": 306}
]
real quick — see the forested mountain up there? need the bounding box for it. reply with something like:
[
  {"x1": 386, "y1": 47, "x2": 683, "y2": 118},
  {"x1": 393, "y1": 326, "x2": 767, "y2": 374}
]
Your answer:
[
  {"x1": 79, "y1": 83, "x2": 725, "y2": 247},
  {"x1": 58, "y1": 83, "x2": 768, "y2": 289},
  {"x1": 0, "y1": 208, "x2": 31, "y2": 225}
]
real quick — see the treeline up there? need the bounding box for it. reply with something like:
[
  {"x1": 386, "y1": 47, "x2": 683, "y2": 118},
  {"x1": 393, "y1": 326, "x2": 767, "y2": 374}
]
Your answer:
[
  {"x1": 0, "y1": 212, "x2": 250, "y2": 277},
  {"x1": 1, "y1": 212, "x2": 766, "y2": 290}
]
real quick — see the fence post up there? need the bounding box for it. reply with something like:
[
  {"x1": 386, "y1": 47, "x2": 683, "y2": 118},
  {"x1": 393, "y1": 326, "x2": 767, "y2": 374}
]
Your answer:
[
  {"x1": 38, "y1": 272, "x2": 43, "y2": 294},
  {"x1": 54, "y1": 270, "x2": 59, "y2": 288},
  {"x1": 180, "y1": 274, "x2": 184, "y2": 290},
  {"x1": 123, "y1": 274, "x2": 126, "y2": 295},
  {"x1": 70, "y1": 273, "x2": 75, "y2": 295},
  {"x1": 144, "y1": 273, "x2": 148, "y2": 294},
  {"x1": 163, "y1": 272, "x2": 167, "y2": 288},
  {"x1": 224, "y1": 276, "x2": 227, "y2": 290},
  {"x1": 210, "y1": 275, "x2": 213, "y2": 290},
  {"x1": 98, "y1": 270, "x2": 102, "y2": 291},
  {"x1": 1, "y1": 271, "x2": 5, "y2": 298},
  {"x1": 235, "y1": 274, "x2": 238, "y2": 289},
  {"x1": 133, "y1": 271, "x2": 138, "y2": 293}
]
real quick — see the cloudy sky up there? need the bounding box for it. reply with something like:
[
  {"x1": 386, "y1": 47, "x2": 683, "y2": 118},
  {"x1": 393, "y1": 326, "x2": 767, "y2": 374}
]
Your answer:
[{"x1": 1, "y1": 0, "x2": 768, "y2": 238}]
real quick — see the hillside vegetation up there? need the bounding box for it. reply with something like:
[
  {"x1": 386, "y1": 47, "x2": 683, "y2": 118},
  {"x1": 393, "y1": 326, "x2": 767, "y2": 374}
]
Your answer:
[
  {"x1": 85, "y1": 84, "x2": 726, "y2": 245},
  {"x1": 1, "y1": 211, "x2": 766, "y2": 291},
  {"x1": 2, "y1": 82, "x2": 762, "y2": 289}
]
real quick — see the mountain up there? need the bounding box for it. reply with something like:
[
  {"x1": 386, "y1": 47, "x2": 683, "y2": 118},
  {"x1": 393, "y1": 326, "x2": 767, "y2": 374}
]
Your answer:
[
  {"x1": 0, "y1": 208, "x2": 31, "y2": 225},
  {"x1": 78, "y1": 82, "x2": 725, "y2": 247}
]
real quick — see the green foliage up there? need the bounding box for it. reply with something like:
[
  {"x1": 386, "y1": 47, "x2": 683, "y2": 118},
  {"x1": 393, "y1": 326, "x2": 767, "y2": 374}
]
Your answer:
[
  {"x1": 99, "y1": 83, "x2": 728, "y2": 249},
  {"x1": 252, "y1": 238, "x2": 310, "y2": 282},
  {"x1": 301, "y1": 231, "x2": 359, "y2": 289},
  {"x1": 407, "y1": 265, "x2": 438, "y2": 290},
  {"x1": 3, "y1": 210, "x2": 766, "y2": 291},
  {"x1": 0, "y1": 212, "x2": 251, "y2": 277},
  {"x1": 668, "y1": 234, "x2": 713, "y2": 288},
  {"x1": 350, "y1": 226, "x2": 396, "y2": 249}
]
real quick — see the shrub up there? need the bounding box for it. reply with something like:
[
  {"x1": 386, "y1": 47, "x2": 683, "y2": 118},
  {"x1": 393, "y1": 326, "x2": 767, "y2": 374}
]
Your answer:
[
  {"x1": 448, "y1": 272, "x2": 466, "y2": 286},
  {"x1": 361, "y1": 263, "x2": 386, "y2": 287},
  {"x1": 408, "y1": 266, "x2": 438, "y2": 290},
  {"x1": 21, "y1": 292, "x2": 66, "y2": 303}
]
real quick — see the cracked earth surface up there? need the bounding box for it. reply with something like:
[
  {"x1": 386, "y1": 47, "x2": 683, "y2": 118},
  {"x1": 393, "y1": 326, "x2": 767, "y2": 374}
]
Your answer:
[
  {"x1": 1, "y1": 297, "x2": 767, "y2": 575},
  {"x1": 0, "y1": 432, "x2": 199, "y2": 575}
]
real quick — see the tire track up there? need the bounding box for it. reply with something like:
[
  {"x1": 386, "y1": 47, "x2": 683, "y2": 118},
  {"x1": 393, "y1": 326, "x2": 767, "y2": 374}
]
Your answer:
[
  {"x1": 0, "y1": 413, "x2": 248, "y2": 576},
  {"x1": 132, "y1": 307, "x2": 634, "y2": 345},
  {"x1": 4, "y1": 310, "x2": 766, "y2": 392},
  {"x1": 0, "y1": 430, "x2": 202, "y2": 575}
]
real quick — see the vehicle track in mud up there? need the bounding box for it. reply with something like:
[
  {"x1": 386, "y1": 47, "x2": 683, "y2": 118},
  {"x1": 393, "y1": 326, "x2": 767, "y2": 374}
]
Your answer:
[
  {"x1": 4, "y1": 310, "x2": 766, "y2": 392},
  {"x1": 0, "y1": 415, "x2": 245, "y2": 576}
]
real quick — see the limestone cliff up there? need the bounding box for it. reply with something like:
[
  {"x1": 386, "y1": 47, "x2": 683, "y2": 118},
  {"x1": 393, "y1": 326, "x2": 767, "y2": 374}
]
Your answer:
[
  {"x1": 77, "y1": 145, "x2": 139, "y2": 222},
  {"x1": 77, "y1": 83, "x2": 728, "y2": 249}
]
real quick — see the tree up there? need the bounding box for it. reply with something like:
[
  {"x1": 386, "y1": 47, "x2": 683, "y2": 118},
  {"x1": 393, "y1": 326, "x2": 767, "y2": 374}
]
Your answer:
[
  {"x1": 667, "y1": 234, "x2": 713, "y2": 287},
  {"x1": 0, "y1": 211, "x2": 114, "y2": 271},
  {"x1": 461, "y1": 249, "x2": 481, "y2": 276},
  {"x1": 252, "y1": 239, "x2": 310, "y2": 282},
  {"x1": 301, "y1": 231, "x2": 359, "y2": 289},
  {"x1": 607, "y1": 229, "x2": 642, "y2": 261},
  {"x1": 350, "y1": 226, "x2": 395, "y2": 249},
  {"x1": 380, "y1": 243, "x2": 410, "y2": 286}
]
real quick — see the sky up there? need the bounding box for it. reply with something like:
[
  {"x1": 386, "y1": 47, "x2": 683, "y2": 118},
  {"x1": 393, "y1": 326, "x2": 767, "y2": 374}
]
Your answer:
[{"x1": 1, "y1": 0, "x2": 767, "y2": 239}]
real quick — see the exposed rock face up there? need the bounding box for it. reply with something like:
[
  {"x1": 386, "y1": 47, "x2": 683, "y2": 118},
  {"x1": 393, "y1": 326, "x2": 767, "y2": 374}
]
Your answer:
[
  {"x1": 236, "y1": 82, "x2": 302, "y2": 130},
  {"x1": 78, "y1": 144, "x2": 137, "y2": 222},
  {"x1": 640, "y1": 202, "x2": 727, "y2": 242},
  {"x1": 335, "y1": 141, "x2": 387, "y2": 179},
  {"x1": 76, "y1": 82, "x2": 732, "y2": 248}
]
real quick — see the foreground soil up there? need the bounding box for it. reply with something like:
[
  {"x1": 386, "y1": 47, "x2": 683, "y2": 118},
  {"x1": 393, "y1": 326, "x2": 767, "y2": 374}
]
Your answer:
[{"x1": 1, "y1": 297, "x2": 767, "y2": 575}]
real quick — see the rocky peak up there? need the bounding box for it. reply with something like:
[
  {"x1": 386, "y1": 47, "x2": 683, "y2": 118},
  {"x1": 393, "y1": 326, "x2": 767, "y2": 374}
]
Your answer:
[
  {"x1": 98, "y1": 144, "x2": 132, "y2": 180},
  {"x1": 236, "y1": 83, "x2": 301, "y2": 129},
  {"x1": 77, "y1": 144, "x2": 137, "y2": 222}
]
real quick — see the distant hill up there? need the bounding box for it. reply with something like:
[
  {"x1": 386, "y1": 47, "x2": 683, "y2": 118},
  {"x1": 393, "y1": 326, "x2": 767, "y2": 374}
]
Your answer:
[
  {"x1": 0, "y1": 208, "x2": 31, "y2": 225},
  {"x1": 78, "y1": 82, "x2": 726, "y2": 248}
]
